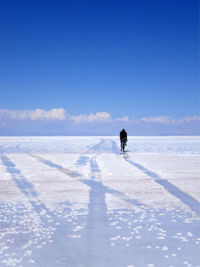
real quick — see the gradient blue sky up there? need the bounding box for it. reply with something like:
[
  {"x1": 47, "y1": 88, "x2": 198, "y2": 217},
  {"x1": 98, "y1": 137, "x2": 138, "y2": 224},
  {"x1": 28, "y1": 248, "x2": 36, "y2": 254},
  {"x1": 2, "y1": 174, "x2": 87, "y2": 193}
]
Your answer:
[{"x1": 0, "y1": 0, "x2": 199, "y2": 135}]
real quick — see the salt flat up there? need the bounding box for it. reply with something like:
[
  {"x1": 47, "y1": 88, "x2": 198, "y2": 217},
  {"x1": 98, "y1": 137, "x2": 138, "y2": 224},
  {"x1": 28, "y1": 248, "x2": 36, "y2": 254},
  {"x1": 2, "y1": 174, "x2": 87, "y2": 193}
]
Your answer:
[{"x1": 0, "y1": 136, "x2": 200, "y2": 267}]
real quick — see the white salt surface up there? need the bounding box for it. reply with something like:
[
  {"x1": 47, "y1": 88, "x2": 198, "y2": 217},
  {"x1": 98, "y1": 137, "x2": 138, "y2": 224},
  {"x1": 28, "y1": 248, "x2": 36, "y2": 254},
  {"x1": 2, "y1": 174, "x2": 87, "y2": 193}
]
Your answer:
[{"x1": 0, "y1": 136, "x2": 200, "y2": 267}]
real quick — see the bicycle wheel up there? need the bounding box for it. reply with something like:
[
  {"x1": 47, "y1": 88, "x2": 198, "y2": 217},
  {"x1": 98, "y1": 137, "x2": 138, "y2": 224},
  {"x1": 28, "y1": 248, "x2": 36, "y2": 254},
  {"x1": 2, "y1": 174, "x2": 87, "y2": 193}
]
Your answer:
[{"x1": 122, "y1": 140, "x2": 125, "y2": 152}]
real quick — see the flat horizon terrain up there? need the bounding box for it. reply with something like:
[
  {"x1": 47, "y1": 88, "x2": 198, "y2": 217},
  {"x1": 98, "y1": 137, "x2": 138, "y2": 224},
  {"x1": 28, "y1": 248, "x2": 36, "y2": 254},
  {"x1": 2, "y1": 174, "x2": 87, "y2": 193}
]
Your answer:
[{"x1": 0, "y1": 136, "x2": 200, "y2": 267}]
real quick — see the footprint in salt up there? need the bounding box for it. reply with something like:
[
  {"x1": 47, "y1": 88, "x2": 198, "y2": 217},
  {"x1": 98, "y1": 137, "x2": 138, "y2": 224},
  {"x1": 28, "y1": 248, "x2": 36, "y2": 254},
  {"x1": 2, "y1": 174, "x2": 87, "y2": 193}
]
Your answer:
[
  {"x1": 146, "y1": 245, "x2": 152, "y2": 249},
  {"x1": 157, "y1": 236, "x2": 165, "y2": 240},
  {"x1": 181, "y1": 237, "x2": 189, "y2": 242},
  {"x1": 122, "y1": 236, "x2": 132, "y2": 241},
  {"x1": 110, "y1": 235, "x2": 121, "y2": 241},
  {"x1": 187, "y1": 232, "x2": 193, "y2": 237},
  {"x1": 162, "y1": 246, "x2": 168, "y2": 251}
]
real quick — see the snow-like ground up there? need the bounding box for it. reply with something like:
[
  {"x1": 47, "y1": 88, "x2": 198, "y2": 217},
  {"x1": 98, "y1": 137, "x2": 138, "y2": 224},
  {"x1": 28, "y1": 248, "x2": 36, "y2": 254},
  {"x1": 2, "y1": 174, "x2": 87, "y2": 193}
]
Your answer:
[{"x1": 0, "y1": 136, "x2": 200, "y2": 267}]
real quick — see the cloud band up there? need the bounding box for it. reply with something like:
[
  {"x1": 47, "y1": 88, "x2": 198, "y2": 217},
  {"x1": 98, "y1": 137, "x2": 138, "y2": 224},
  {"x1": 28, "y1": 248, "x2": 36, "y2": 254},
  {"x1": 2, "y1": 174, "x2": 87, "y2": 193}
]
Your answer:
[{"x1": 0, "y1": 108, "x2": 199, "y2": 124}]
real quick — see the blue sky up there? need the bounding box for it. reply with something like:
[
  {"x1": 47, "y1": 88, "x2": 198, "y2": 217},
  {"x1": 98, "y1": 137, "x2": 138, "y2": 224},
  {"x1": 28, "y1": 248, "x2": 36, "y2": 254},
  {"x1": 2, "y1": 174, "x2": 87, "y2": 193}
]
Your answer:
[{"x1": 0, "y1": 0, "x2": 199, "y2": 135}]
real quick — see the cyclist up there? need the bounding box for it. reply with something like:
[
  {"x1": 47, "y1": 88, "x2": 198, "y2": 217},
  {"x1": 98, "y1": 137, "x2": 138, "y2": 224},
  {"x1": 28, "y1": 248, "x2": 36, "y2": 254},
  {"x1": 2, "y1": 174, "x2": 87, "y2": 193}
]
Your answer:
[{"x1": 120, "y1": 129, "x2": 127, "y2": 152}]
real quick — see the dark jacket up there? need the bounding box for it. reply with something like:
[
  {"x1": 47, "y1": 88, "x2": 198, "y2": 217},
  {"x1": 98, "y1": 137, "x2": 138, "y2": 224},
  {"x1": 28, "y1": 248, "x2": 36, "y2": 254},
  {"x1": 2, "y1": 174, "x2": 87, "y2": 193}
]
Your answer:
[{"x1": 120, "y1": 129, "x2": 127, "y2": 141}]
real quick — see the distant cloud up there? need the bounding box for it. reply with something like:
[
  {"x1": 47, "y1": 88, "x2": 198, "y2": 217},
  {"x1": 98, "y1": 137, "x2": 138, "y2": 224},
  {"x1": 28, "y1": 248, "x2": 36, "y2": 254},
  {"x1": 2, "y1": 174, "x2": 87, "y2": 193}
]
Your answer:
[
  {"x1": 141, "y1": 116, "x2": 173, "y2": 124},
  {"x1": 30, "y1": 108, "x2": 66, "y2": 120},
  {"x1": 71, "y1": 112, "x2": 112, "y2": 123},
  {"x1": 0, "y1": 109, "x2": 199, "y2": 125},
  {"x1": 115, "y1": 116, "x2": 129, "y2": 122},
  {"x1": 177, "y1": 116, "x2": 200, "y2": 123},
  {"x1": 0, "y1": 108, "x2": 66, "y2": 121},
  {"x1": 140, "y1": 116, "x2": 200, "y2": 124},
  {"x1": 0, "y1": 109, "x2": 199, "y2": 135}
]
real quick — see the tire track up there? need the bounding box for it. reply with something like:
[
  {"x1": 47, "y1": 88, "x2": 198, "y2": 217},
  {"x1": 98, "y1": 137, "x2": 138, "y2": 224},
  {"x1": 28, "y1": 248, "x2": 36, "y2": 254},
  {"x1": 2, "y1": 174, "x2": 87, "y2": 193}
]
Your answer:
[
  {"x1": 0, "y1": 154, "x2": 91, "y2": 266},
  {"x1": 124, "y1": 154, "x2": 200, "y2": 216},
  {"x1": 30, "y1": 154, "x2": 147, "y2": 210}
]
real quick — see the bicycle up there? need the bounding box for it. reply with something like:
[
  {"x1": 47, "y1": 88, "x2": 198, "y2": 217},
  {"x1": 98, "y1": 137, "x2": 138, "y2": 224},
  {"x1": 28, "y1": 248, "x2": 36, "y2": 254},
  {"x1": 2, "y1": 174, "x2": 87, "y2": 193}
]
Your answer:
[{"x1": 121, "y1": 138, "x2": 127, "y2": 152}]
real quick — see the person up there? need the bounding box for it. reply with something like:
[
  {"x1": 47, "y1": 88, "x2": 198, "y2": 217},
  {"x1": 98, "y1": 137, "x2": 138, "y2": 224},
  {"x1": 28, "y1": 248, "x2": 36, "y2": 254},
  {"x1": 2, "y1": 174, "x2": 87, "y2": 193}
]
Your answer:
[{"x1": 120, "y1": 129, "x2": 127, "y2": 151}]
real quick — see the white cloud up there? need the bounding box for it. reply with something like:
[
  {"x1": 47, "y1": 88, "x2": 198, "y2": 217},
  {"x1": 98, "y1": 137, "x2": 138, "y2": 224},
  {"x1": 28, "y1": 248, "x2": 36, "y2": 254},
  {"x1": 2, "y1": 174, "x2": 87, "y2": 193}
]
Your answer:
[
  {"x1": 0, "y1": 108, "x2": 66, "y2": 121},
  {"x1": 71, "y1": 112, "x2": 112, "y2": 123},
  {"x1": 140, "y1": 116, "x2": 200, "y2": 124},
  {"x1": 177, "y1": 116, "x2": 200, "y2": 123},
  {"x1": 115, "y1": 116, "x2": 129, "y2": 122},
  {"x1": 0, "y1": 109, "x2": 112, "y2": 123},
  {"x1": 0, "y1": 109, "x2": 199, "y2": 135},
  {"x1": 29, "y1": 108, "x2": 66, "y2": 120},
  {"x1": 141, "y1": 116, "x2": 172, "y2": 124},
  {"x1": 0, "y1": 109, "x2": 199, "y2": 126}
]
